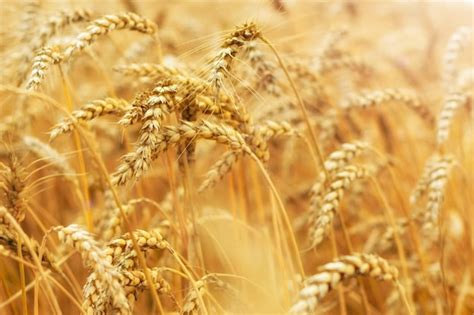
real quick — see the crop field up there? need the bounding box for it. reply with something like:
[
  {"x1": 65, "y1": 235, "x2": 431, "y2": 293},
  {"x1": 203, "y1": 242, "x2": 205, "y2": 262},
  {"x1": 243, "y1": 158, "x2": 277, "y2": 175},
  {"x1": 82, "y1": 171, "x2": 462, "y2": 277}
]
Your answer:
[{"x1": 0, "y1": 1, "x2": 472, "y2": 314}]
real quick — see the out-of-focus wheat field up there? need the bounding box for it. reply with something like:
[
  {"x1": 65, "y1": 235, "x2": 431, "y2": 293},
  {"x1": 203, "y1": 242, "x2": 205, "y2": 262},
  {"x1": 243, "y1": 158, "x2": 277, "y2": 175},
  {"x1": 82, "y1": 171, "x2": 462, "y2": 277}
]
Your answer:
[{"x1": 0, "y1": 1, "x2": 472, "y2": 314}]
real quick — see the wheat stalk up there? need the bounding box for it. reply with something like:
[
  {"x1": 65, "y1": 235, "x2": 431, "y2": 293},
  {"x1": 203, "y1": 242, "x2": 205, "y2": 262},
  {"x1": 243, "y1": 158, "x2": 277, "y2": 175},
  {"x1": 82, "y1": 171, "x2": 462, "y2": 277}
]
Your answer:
[{"x1": 22, "y1": 136, "x2": 78, "y2": 186}]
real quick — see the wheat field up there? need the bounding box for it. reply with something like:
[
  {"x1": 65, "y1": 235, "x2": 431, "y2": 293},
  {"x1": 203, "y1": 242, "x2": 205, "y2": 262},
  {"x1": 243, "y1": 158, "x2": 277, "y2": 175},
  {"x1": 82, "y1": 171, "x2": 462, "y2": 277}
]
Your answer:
[{"x1": 0, "y1": 1, "x2": 472, "y2": 314}]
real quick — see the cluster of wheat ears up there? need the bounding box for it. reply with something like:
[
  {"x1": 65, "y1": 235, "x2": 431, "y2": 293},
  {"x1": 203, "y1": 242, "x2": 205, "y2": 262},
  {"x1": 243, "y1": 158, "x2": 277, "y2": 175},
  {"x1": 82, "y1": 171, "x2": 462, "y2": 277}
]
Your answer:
[{"x1": 0, "y1": 1, "x2": 472, "y2": 314}]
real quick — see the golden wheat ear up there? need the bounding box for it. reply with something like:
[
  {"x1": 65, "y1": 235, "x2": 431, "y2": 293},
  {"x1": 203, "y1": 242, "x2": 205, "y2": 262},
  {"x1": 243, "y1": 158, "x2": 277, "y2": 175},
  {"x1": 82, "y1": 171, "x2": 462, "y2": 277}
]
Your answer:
[
  {"x1": 49, "y1": 98, "x2": 129, "y2": 141},
  {"x1": 209, "y1": 22, "x2": 261, "y2": 96},
  {"x1": 55, "y1": 224, "x2": 131, "y2": 314},
  {"x1": 289, "y1": 253, "x2": 399, "y2": 314},
  {"x1": 309, "y1": 165, "x2": 368, "y2": 247}
]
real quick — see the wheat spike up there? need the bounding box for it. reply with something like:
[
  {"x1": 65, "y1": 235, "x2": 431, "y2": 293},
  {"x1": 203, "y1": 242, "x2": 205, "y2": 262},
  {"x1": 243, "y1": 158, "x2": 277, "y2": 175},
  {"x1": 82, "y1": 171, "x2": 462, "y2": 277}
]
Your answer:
[
  {"x1": 246, "y1": 42, "x2": 281, "y2": 96},
  {"x1": 182, "y1": 274, "x2": 234, "y2": 315},
  {"x1": 1, "y1": 155, "x2": 27, "y2": 223},
  {"x1": 421, "y1": 155, "x2": 456, "y2": 236},
  {"x1": 64, "y1": 12, "x2": 157, "y2": 59},
  {"x1": 442, "y1": 26, "x2": 472, "y2": 91},
  {"x1": 0, "y1": 225, "x2": 57, "y2": 270},
  {"x1": 50, "y1": 98, "x2": 129, "y2": 140},
  {"x1": 436, "y1": 92, "x2": 470, "y2": 146},
  {"x1": 55, "y1": 224, "x2": 131, "y2": 315},
  {"x1": 340, "y1": 88, "x2": 434, "y2": 124},
  {"x1": 210, "y1": 22, "x2": 260, "y2": 94},
  {"x1": 198, "y1": 150, "x2": 241, "y2": 192},
  {"x1": 113, "y1": 120, "x2": 250, "y2": 185},
  {"x1": 114, "y1": 63, "x2": 185, "y2": 79},
  {"x1": 289, "y1": 253, "x2": 399, "y2": 314},
  {"x1": 309, "y1": 165, "x2": 368, "y2": 247},
  {"x1": 308, "y1": 141, "x2": 368, "y2": 219},
  {"x1": 104, "y1": 229, "x2": 167, "y2": 270},
  {"x1": 26, "y1": 46, "x2": 63, "y2": 90}
]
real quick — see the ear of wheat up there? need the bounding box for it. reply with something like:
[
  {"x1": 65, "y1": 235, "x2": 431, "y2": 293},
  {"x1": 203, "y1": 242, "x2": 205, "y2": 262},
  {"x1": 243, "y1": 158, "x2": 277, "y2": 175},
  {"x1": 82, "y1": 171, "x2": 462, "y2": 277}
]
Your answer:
[
  {"x1": 309, "y1": 165, "x2": 368, "y2": 247},
  {"x1": 113, "y1": 120, "x2": 250, "y2": 185},
  {"x1": 436, "y1": 92, "x2": 470, "y2": 146},
  {"x1": 182, "y1": 274, "x2": 235, "y2": 315},
  {"x1": 309, "y1": 141, "x2": 368, "y2": 219},
  {"x1": 1, "y1": 155, "x2": 27, "y2": 223},
  {"x1": 0, "y1": 225, "x2": 57, "y2": 270},
  {"x1": 340, "y1": 88, "x2": 434, "y2": 125},
  {"x1": 50, "y1": 98, "x2": 129, "y2": 140},
  {"x1": 210, "y1": 22, "x2": 260, "y2": 95},
  {"x1": 421, "y1": 155, "x2": 456, "y2": 236},
  {"x1": 55, "y1": 224, "x2": 131, "y2": 314},
  {"x1": 114, "y1": 63, "x2": 185, "y2": 79},
  {"x1": 104, "y1": 229, "x2": 167, "y2": 270},
  {"x1": 64, "y1": 12, "x2": 158, "y2": 59},
  {"x1": 198, "y1": 120, "x2": 294, "y2": 191},
  {"x1": 289, "y1": 253, "x2": 399, "y2": 314},
  {"x1": 26, "y1": 46, "x2": 63, "y2": 90},
  {"x1": 14, "y1": 9, "x2": 91, "y2": 85},
  {"x1": 442, "y1": 26, "x2": 472, "y2": 91}
]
